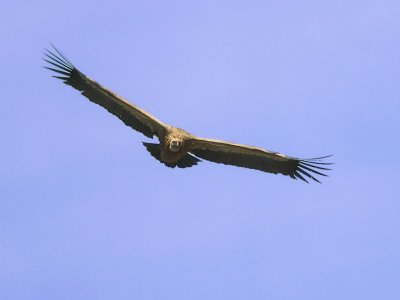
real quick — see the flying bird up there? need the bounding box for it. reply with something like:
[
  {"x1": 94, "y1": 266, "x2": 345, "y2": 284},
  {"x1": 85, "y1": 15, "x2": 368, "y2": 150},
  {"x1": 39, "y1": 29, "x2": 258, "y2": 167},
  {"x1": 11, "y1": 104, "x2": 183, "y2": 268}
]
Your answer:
[{"x1": 44, "y1": 46, "x2": 331, "y2": 183}]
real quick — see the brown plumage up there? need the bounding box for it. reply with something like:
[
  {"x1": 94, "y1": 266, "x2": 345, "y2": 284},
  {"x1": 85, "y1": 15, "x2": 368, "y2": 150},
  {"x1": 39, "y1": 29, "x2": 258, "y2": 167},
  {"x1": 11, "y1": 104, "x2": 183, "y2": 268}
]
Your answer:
[{"x1": 44, "y1": 46, "x2": 332, "y2": 183}]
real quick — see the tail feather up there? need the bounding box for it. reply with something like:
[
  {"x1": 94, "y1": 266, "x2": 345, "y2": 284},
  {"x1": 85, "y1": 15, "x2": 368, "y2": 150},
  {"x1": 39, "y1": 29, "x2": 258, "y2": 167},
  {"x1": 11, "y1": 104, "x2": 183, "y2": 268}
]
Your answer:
[{"x1": 142, "y1": 142, "x2": 201, "y2": 168}]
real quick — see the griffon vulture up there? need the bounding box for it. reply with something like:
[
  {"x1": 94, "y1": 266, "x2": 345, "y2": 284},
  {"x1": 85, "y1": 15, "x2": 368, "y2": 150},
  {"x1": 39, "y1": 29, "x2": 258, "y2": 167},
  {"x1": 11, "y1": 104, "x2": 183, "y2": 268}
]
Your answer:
[{"x1": 44, "y1": 46, "x2": 331, "y2": 183}]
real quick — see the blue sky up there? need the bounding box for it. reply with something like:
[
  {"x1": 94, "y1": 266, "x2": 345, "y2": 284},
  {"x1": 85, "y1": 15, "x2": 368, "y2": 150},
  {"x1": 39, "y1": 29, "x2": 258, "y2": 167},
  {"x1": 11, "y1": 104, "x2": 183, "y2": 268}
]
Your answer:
[{"x1": 1, "y1": 0, "x2": 400, "y2": 299}]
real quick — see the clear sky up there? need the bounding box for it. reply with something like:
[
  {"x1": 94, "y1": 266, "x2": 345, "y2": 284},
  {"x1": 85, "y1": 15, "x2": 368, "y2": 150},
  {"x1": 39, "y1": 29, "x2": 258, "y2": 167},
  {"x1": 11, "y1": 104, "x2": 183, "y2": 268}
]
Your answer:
[{"x1": 1, "y1": 0, "x2": 400, "y2": 299}]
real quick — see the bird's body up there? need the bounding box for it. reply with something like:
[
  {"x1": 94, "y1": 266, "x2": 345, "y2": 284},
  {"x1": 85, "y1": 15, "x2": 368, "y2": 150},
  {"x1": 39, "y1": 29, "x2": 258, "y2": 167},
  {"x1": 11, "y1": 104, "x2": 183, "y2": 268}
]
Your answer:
[
  {"x1": 44, "y1": 46, "x2": 331, "y2": 183},
  {"x1": 160, "y1": 127, "x2": 193, "y2": 164}
]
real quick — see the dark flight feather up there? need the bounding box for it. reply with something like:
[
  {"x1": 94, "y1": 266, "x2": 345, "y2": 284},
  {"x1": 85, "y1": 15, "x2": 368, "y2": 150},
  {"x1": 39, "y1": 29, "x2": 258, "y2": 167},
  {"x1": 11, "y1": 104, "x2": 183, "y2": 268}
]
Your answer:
[
  {"x1": 189, "y1": 139, "x2": 331, "y2": 183},
  {"x1": 43, "y1": 46, "x2": 166, "y2": 138}
]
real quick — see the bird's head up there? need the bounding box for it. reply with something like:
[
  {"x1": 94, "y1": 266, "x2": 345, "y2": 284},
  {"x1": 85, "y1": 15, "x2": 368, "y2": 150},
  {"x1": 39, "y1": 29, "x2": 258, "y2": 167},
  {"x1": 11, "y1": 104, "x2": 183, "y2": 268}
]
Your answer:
[{"x1": 169, "y1": 138, "x2": 183, "y2": 152}]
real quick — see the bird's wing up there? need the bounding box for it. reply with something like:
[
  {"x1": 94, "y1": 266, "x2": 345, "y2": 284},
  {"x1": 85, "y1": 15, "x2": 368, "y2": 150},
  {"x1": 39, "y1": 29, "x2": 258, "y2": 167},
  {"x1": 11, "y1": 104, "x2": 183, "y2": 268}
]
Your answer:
[
  {"x1": 43, "y1": 46, "x2": 167, "y2": 138},
  {"x1": 188, "y1": 137, "x2": 331, "y2": 183}
]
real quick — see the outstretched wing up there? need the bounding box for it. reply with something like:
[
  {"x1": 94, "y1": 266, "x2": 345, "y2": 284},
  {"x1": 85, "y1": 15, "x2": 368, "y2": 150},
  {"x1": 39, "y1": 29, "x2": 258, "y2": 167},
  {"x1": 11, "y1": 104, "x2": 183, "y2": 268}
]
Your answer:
[
  {"x1": 43, "y1": 46, "x2": 167, "y2": 138},
  {"x1": 188, "y1": 138, "x2": 331, "y2": 183}
]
